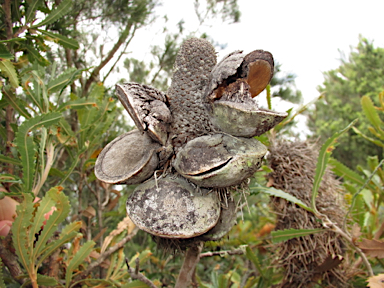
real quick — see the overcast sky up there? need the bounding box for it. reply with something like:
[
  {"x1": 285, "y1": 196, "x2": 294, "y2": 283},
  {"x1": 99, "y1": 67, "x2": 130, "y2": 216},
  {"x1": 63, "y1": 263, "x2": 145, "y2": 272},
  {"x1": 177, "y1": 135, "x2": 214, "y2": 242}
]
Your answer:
[{"x1": 126, "y1": 0, "x2": 384, "y2": 106}]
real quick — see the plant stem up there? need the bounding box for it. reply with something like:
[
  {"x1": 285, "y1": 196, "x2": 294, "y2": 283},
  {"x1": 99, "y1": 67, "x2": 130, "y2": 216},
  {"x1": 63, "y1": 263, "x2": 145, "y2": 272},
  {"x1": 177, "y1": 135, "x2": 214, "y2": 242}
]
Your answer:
[{"x1": 175, "y1": 242, "x2": 204, "y2": 288}]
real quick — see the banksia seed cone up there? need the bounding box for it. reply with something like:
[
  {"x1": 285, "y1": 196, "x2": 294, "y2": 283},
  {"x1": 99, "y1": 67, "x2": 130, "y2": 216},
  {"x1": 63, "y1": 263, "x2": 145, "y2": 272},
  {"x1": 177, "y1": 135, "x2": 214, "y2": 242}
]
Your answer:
[{"x1": 267, "y1": 140, "x2": 353, "y2": 288}]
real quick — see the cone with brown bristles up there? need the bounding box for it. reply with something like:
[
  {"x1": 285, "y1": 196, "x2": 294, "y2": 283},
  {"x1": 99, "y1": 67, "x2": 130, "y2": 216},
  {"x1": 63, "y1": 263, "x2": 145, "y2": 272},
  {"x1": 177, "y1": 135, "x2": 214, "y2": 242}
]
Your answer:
[{"x1": 267, "y1": 140, "x2": 353, "y2": 288}]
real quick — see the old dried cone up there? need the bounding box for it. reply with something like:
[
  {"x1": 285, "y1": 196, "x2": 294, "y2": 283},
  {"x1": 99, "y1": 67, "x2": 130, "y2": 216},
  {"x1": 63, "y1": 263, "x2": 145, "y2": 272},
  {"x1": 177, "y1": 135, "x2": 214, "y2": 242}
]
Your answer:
[{"x1": 95, "y1": 38, "x2": 287, "y2": 241}]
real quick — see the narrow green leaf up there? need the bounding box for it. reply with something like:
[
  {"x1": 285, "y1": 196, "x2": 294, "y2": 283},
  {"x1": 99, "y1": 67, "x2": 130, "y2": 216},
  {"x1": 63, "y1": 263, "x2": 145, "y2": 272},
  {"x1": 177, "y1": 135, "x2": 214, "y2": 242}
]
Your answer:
[
  {"x1": 38, "y1": 30, "x2": 79, "y2": 50},
  {"x1": 361, "y1": 95, "x2": 383, "y2": 133},
  {"x1": 26, "y1": 0, "x2": 43, "y2": 23},
  {"x1": 30, "y1": 70, "x2": 49, "y2": 112},
  {"x1": 57, "y1": 99, "x2": 97, "y2": 112},
  {"x1": 31, "y1": 0, "x2": 72, "y2": 28},
  {"x1": 312, "y1": 119, "x2": 358, "y2": 212},
  {"x1": 0, "y1": 38, "x2": 25, "y2": 43},
  {"x1": 11, "y1": 193, "x2": 34, "y2": 276},
  {"x1": 33, "y1": 188, "x2": 71, "y2": 260},
  {"x1": 271, "y1": 228, "x2": 324, "y2": 244},
  {"x1": 37, "y1": 221, "x2": 81, "y2": 267},
  {"x1": 245, "y1": 246, "x2": 264, "y2": 278},
  {"x1": 0, "y1": 44, "x2": 13, "y2": 59},
  {"x1": 65, "y1": 241, "x2": 95, "y2": 287},
  {"x1": 0, "y1": 59, "x2": 19, "y2": 87},
  {"x1": 23, "y1": 44, "x2": 50, "y2": 66},
  {"x1": 15, "y1": 112, "x2": 62, "y2": 192},
  {"x1": 266, "y1": 84, "x2": 271, "y2": 110},
  {"x1": 0, "y1": 155, "x2": 22, "y2": 166},
  {"x1": 36, "y1": 274, "x2": 59, "y2": 286},
  {"x1": 250, "y1": 183, "x2": 314, "y2": 213},
  {"x1": 23, "y1": 77, "x2": 43, "y2": 112},
  {"x1": 352, "y1": 126, "x2": 384, "y2": 147}
]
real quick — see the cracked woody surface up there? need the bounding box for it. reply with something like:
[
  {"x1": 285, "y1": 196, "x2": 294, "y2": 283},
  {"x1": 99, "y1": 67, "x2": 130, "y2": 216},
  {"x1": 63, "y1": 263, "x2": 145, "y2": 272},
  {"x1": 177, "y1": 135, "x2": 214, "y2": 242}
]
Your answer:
[{"x1": 95, "y1": 38, "x2": 287, "y2": 240}]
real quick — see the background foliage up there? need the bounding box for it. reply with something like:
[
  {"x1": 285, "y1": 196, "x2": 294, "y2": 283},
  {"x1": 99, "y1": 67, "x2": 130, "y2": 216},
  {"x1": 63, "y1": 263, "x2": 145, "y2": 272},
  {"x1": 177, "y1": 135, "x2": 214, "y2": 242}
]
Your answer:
[
  {"x1": 308, "y1": 37, "x2": 384, "y2": 169},
  {"x1": 1, "y1": 0, "x2": 383, "y2": 287}
]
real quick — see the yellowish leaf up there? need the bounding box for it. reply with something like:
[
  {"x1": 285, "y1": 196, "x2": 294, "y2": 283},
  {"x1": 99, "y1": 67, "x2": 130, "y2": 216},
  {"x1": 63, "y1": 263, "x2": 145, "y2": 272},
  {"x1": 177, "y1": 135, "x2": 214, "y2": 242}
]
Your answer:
[
  {"x1": 367, "y1": 274, "x2": 384, "y2": 288},
  {"x1": 101, "y1": 216, "x2": 135, "y2": 253}
]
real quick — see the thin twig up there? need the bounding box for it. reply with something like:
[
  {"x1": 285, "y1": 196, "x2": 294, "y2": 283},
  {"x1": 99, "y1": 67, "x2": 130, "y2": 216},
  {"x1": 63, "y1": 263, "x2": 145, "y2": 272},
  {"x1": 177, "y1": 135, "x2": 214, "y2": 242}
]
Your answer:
[
  {"x1": 83, "y1": 22, "x2": 133, "y2": 96},
  {"x1": 76, "y1": 227, "x2": 139, "y2": 280},
  {"x1": 102, "y1": 25, "x2": 137, "y2": 83},
  {"x1": 321, "y1": 215, "x2": 374, "y2": 277},
  {"x1": 125, "y1": 257, "x2": 158, "y2": 288}
]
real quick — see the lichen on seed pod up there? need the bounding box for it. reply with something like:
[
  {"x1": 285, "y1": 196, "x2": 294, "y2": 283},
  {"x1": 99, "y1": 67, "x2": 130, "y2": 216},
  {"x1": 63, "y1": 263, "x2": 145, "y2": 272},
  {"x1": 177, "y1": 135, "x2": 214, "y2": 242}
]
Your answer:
[
  {"x1": 95, "y1": 37, "x2": 287, "y2": 243},
  {"x1": 126, "y1": 175, "x2": 221, "y2": 238},
  {"x1": 173, "y1": 133, "x2": 268, "y2": 188},
  {"x1": 95, "y1": 129, "x2": 161, "y2": 184}
]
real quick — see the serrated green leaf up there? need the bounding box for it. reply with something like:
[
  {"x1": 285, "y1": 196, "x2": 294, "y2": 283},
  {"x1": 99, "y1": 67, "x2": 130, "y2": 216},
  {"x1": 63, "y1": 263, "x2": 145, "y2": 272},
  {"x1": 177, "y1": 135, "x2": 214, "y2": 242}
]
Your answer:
[
  {"x1": 33, "y1": 187, "x2": 70, "y2": 260},
  {"x1": 109, "y1": 248, "x2": 126, "y2": 279},
  {"x1": 0, "y1": 59, "x2": 19, "y2": 87},
  {"x1": 312, "y1": 119, "x2": 358, "y2": 212},
  {"x1": 37, "y1": 221, "x2": 81, "y2": 267},
  {"x1": 26, "y1": 0, "x2": 43, "y2": 23},
  {"x1": 250, "y1": 183, "x2": 314, "y2": 213},
  {"x1": 15, "y1": 112, "x2": 62, "y2": 192},
  {"x1": 271, "y1": 228, "x2": 324, "y2": 244},
  {"x1": 2, "y1": 87, "x2": 31, "y2": 118},
  {"x1": 29, "y1": 189, "x2": 56, "y2": 244},
  {"x1": 23, "y1": 44, "x2": 50, "y2": 66},
  {"x1": 65, "y1": 241, "x2": 95, "y2": 287},
  {"x1": 0, "y1": 155, "x2": 22, "y2": 166},
  {"x1": 0, "y1": 174, "x2": 21, "y2": 183},
  {"x1": 329, "y1": 158, "x2": 367, "y2": 187},
  {"x1": 361, "y1": 95, "x2": 383, "y2": 133},
  {"x1": 243, "y1": 277, "x2": 257, "y2": 288},
  {"x1": 89, "y1": 82, "x2": 105, "y2": 101},
  {"x1": 245, "y1": 246, "x2": 264, "y2": 278},
  {"x1": 77, "y1": 105, "x2": 98, "y2": 131},
  {"x1": 36, "y1": 274, "x2": 59, "y2": 286},
  {"x1": 0, "y1": 44, "x2": 13, "y2": 59},
  {"x1": 11, "y1": 193, "x2": 34, "y2": 276},
  {"x1": 38, "y1": 30, "x2": 79, "y2": 50},
  {"x1": 47, "y1": 68, "x2": 82, "y2": 95},
  {"x1": 122, "y1": 280, "x2": 151, "y2": 288},
  {"x1": 31, "y1": 0, "x2": 72, "y2": 28}
]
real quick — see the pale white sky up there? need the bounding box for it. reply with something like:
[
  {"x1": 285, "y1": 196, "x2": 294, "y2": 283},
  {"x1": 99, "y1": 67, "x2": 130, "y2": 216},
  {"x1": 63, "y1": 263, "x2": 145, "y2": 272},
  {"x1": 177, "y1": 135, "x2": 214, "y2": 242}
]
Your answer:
[{"x1": 125, "y1": 0, "x2": 384, "y2": 105}]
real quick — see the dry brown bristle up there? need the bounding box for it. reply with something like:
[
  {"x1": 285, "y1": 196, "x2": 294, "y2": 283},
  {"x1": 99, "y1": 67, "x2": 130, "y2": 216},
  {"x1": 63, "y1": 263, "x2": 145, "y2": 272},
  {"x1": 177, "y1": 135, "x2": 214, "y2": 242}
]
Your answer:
[{"x1": 267, "y1": 140, "x2": 355, "y2": 288}]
